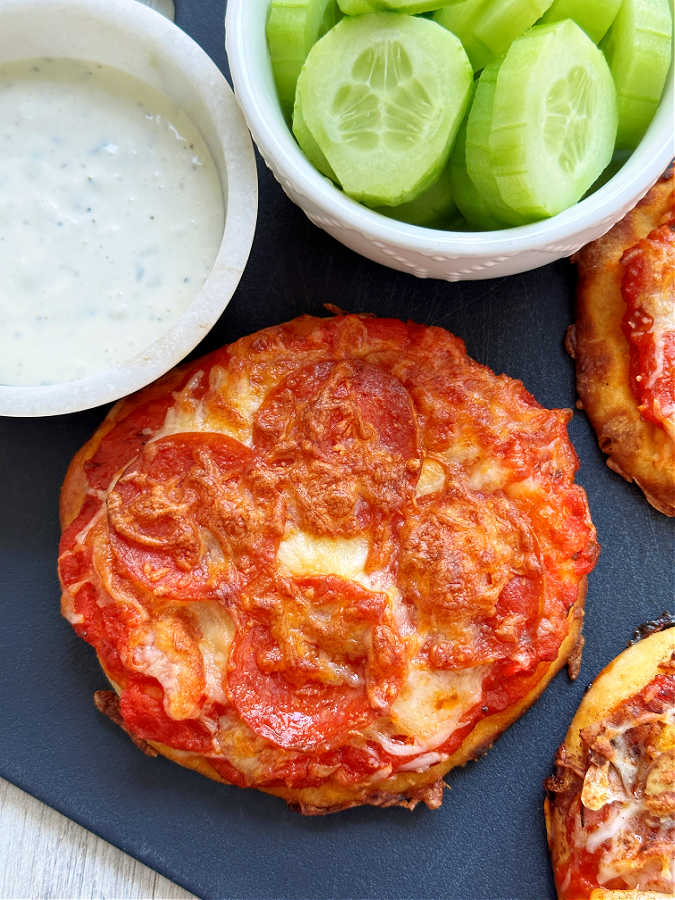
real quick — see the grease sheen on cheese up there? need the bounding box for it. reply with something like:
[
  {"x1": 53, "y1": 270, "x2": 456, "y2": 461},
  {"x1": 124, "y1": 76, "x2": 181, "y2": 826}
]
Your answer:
[{"x1": 0, "y1": 58, "x2": 224, "y2": 386}]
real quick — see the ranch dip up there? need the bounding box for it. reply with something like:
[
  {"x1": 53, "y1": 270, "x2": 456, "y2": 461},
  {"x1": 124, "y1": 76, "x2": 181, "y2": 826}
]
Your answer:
[{"x1": 0, "y1": 58, "x2": 224, "y2": 386}]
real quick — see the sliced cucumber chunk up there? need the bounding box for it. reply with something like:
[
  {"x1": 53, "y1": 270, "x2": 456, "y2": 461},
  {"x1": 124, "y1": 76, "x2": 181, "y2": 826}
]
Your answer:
[
  {"x1": 449, "y1": 121, "x2": 504, "y2": 229},
  {"x1": 292, "y1": 88, "x2": 338, "y2": 181},
  {"x1": 267, "y1": 0, "x2": 342, "y2": 121},
  {"x1": 539, "y1": 0, "x2": 622, "y2": 43},
  {"x1": 465, "y1": 60, "x2": 529, "y2": 225},
  {"x1": 601, "y1": 0, "x2": 673, "y2": 149},
  {"x1": 375, "y1": 160, "x2": 457, "y2": 226},
  {"x1": 297, "y1": 13, "x2": 473, "y2": 207},
  {"x1": 434, "y1": 0, "x2": 554, "y2": 71},
  {"x1": 489, "y1": 20, "x2": 618, "y2": 220}
]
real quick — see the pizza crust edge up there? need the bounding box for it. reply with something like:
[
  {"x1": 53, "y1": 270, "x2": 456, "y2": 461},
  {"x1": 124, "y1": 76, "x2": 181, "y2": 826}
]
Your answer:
[
  {"x1": 569, "y1": 166, "x2": 675, "y2": 517},
  {"x1": 545, "y1": 627, "x2": 675, "y2": 897}
]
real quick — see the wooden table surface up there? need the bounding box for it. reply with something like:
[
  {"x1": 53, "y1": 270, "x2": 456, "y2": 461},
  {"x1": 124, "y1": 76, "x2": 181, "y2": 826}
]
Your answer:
[{"x1": 0, "y1": 778, "x2": 195, "y2": 899}]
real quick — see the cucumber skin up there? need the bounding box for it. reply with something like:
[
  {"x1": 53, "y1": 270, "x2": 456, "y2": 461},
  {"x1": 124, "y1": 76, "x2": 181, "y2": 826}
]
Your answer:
[
  {"x1": 601, "y1": 0, "x2": 673, "y2": 149},
  {"x1": 434, "y1": 0, "x2": 554, "y2": 71},
  {"x1": 374, "y1": 160, "x2": 457, "y2": 226},
  {"x1": 292, "y1": 90, "x2": 338, "y2": 182},
  {"x1": 450, "y1": 122, "x2": 505, "y2": 229},
  {"x1": 465, "y1": 60, "x2": 529, "y2": 225},
  {"x1": 539, "y1": 0, "x2": 622, "y2": 43},
  {"x1": 490, "y1": 21, "x2": 618, "y2": 219},
  {"x1": 339, "y1": 0, "x2": 459, "y2": 13},
  {"x1": 298, "y1": 13, "x2": 474, "y2": 207}
]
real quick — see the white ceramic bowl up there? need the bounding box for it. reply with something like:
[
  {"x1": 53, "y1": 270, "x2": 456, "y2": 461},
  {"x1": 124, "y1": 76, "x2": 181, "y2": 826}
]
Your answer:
[
  {"x1": 226, "y1": 0, "x2": 673, "y2": 282},
  {"x1": 0, "y1": 0, "x2": 257, "y2": 417}
]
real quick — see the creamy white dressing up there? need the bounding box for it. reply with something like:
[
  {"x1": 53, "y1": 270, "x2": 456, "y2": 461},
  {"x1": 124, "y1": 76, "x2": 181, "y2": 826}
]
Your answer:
[{"x1": 0, "y1": 58, "x2": 224, "y2": 386}]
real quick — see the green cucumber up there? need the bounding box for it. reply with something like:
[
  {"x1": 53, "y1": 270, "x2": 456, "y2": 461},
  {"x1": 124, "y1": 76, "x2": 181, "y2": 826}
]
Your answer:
[
  {"x1": 601, "y1": 0, "x2": 673, "y2": 149},
  {"x1": 339, "y1": 0, "x2": 459, "y2": 13},
  {"x1": 297, "y1": 13, "x2": 473, "y2": 207},
  {"x1": 489, "y1": 20, "x2": 618, "y2": 220},
  {"x1": 449, "y1": 121, "x2": 504, "y2": 229},
  {"x1": 539, "y1": 0, "x2": 622, "y2": 43},
  {"x1": 266, "y1": 0, "x2": 342, "y2": 121},
  {"x1": 374, "y1": 160, "x2": 457, "y2": 226},
  {"x1": 465, "y1": 60, "x2": 529, "y2": 225},
  {"x1": 434, "y1": 0, "x2": 554, "y2": 71},
  {"x1": 292, "y1": 89, "x2": 338, "y2": 181}
]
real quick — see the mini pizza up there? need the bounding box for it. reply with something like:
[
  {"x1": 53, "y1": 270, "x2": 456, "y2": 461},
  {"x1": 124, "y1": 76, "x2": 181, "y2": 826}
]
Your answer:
[
  {"x1": 545, "y1": 625, "x2": 675, "y2": 900},
  {"x1": 567, "y1": 165, "x2": 675, "y2": 516},
  {"x1": 58, "y1": 314, "x2": 599, "y2": 813}
]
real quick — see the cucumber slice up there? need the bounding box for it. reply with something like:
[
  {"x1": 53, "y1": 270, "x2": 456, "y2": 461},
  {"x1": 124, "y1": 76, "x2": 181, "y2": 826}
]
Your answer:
[
  {"x1": 434, "y1": 0, "x2": 554, "y2": 71},
  {"x1": 449, "y1": 121, "x2": 504, "y2": 229},
  {"x1": 266, "y1": 0, "x2": 342, "y2": 121},
  {"x1": 489, "y1": 20, "x2": 618, "y2": 219},
  {"x1": 374, "y1": 160, "x2": 457, "y2": 226},
  {"x1": 292, "y1": 89, "x2": 338, "y2": 181},
  {"x1": 601, "y1": 0, "x2": 673, "y2": 149},
  {"x1": 465, "y1": 60, "x2": 529, "y2": 225},
  {"x1": 339, "y1": 0, "x2": 459, "y2": 13},
  {"x1": 297, "y1": 13, "x2": 473, "y2": 207},
  {"x1": 539, "y1": 0, "x2": 622, "y2": 43}
]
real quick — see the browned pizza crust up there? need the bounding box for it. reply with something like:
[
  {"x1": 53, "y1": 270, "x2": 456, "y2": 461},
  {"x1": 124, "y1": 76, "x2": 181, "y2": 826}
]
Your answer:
[{"x1": 569, "y1": 165, "x2": 675, "y2": 516}]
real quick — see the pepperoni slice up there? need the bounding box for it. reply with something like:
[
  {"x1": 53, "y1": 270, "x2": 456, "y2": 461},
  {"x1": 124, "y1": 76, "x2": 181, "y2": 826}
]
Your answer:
[
  {"x1": 400, "y1": 488, "x2": 544, "y2": 671},
  {"x1": 227, "y1": 576, "x2": 405, "y2": 751},
  {"x1": 119, "y1": 675, "x2": 214, "y2": 754},
  {"x1": 252, "y1": 360, "x2": 421, "y2": 538},
  {"x1": 107, "y1": 432, "x2": 280, "y2": 603}
]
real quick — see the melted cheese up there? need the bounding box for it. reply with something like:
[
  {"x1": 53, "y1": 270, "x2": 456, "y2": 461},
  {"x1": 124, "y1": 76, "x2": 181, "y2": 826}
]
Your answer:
[
  {"x1": 192, "y1": 603, "x2": 235, "y2": 706},
  {"x1": 368, "y1": 664, "x2": 485, "y2": 758},
  {"x1": 415, "y1": 458, "x2": 445, "y2": 497},
  {"x1": 277, "y1": 528, "x2": 370, "y2": 586}
]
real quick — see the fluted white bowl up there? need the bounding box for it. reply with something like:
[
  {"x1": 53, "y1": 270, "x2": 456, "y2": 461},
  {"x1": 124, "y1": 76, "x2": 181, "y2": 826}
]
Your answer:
[{"x1": 226, "y1": 0, "x2": 673, "y2": 281}]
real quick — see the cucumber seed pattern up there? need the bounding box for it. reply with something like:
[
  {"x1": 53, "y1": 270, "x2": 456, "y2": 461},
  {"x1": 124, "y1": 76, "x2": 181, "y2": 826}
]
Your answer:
[
  {"x1": 331, "y1": 41, "x2": 435, "y2": 150},
  {"x1": 545, "y1": 67, "x2": 595, "y2": 175}
]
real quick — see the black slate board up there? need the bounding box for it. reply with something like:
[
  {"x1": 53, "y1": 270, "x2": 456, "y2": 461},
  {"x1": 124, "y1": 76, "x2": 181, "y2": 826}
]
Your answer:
[{"x1": 0, "y1": 3, "x2": 673, "y2": 899}]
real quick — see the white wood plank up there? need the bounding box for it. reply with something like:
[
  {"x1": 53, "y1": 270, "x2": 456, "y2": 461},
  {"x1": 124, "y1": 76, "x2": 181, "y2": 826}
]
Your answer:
[{"x1": 0, "y1": 778, "x2": 196, "y2": 900}]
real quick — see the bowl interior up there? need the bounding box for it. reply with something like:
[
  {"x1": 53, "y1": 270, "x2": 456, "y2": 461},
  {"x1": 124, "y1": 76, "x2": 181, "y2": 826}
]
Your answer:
[
  {"x1": 228, "y1": 0, "x2": 673, "y2": 256},
  {"x1": 0, "y1": 0, "x2": 257, "y2": 416}
]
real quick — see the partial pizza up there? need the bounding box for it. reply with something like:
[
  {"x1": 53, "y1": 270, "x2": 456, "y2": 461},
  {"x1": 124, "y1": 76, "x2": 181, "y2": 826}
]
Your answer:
[
  {"x1": 567, "y1": 165, "x2": 675, "y2": 516},
  {"x1": 58, "y1": 314, "x2": 598, "y2": 813},
  {"x1": 546, "y1": 625, "x2": 675, "y2": 899}
]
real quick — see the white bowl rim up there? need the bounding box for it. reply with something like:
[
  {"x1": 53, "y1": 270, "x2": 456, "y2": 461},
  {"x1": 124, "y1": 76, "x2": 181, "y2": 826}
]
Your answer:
[
  {"x1": 1, "y1": 0, "x2": 258, "y2": 417},
  {"x1": 226, "y1": 0, "x2": 673, "y2": 255}
]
